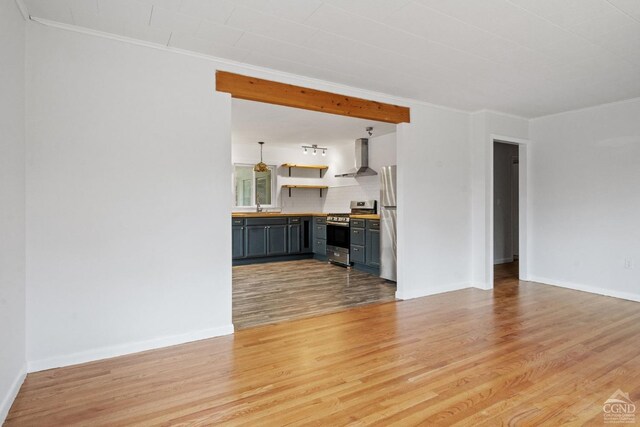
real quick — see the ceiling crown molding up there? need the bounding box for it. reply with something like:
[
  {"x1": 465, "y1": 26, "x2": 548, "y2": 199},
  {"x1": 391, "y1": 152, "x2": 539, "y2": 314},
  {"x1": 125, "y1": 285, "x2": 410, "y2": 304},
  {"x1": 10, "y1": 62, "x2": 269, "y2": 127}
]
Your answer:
[
  {"x1": 14, "y1": 0, "x2": 29, "y2": 20},
  {"x1": 27, "y1": 16, "x2": 475, "y2": 118}
]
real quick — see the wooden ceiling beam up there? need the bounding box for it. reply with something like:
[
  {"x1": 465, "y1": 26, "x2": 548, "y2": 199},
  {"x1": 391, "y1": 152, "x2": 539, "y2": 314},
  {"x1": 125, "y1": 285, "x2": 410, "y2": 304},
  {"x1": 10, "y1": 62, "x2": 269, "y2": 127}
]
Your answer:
[{"x1": 216, "y1": 71, "x2": 410, "y2": 124}]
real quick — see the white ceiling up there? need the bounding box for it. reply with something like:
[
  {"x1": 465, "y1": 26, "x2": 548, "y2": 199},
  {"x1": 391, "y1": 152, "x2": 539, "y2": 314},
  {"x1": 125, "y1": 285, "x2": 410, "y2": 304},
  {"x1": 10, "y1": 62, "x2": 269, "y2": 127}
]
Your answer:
[
  {"x1": 231, "y1": 99, "x2": 396, "y2": 147},
  {"x1": 24, "y1": 0, "x2": 640, "y2": 117}
]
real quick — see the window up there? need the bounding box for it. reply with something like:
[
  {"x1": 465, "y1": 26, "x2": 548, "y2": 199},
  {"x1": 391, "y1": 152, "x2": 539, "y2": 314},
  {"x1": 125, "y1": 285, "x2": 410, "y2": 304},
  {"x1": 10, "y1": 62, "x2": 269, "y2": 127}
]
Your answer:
[{"x1": 234, "y1": 164, "x2": 275, "y2": 207}]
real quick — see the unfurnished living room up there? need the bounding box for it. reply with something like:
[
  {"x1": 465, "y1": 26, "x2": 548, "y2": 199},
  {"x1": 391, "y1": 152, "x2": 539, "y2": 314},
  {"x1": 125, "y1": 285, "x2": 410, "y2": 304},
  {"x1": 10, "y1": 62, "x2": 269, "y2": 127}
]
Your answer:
[{"x1": 1, "y1": 0, "x2": 639, "y2": 425}]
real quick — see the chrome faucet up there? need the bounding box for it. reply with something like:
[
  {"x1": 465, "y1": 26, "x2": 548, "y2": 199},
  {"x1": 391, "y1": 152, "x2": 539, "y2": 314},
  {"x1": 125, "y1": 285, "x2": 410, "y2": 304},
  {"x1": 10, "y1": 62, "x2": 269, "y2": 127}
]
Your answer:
[{"x1": 256, "y1": 196, "x2": 263, "y2": 213}]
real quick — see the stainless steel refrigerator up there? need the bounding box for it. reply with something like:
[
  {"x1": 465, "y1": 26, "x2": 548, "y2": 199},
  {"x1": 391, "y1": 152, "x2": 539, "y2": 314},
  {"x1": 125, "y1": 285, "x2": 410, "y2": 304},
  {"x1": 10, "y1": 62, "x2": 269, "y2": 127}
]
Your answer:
[{"x1": 380, "y1": 165, "x2": 397, "y2": 281}]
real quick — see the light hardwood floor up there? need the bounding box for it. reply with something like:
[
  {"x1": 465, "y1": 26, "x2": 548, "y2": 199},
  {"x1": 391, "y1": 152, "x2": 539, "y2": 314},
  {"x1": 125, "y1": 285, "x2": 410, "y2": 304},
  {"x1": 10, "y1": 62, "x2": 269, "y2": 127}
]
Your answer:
[
  {"x1": 232, "y1": 259, "x2": 397, "y2": 329},
  {"x1": 7, "y1": 274, "x2": 640, "y2": 425}
]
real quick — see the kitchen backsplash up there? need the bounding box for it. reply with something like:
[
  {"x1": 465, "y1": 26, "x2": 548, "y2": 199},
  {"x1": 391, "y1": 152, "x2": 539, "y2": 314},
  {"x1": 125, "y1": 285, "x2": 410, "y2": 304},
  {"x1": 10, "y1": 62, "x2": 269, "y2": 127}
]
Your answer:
[
  {"x1": 264, "y1": 178, "x2": 380, "y2": 213},
  {"x1": 320, "y1": 178, "x2": 380, "y2": 213}
]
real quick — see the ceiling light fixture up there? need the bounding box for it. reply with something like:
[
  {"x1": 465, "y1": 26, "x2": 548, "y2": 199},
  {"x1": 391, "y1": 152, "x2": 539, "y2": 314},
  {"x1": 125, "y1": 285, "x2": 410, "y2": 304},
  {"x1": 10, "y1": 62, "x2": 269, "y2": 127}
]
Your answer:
[
  {"x1": 254, "y1": 141, "x2": 268, "y2": 172},
  {"x1": 302, "y1": 144, "x2": 327, "y2": 157}
]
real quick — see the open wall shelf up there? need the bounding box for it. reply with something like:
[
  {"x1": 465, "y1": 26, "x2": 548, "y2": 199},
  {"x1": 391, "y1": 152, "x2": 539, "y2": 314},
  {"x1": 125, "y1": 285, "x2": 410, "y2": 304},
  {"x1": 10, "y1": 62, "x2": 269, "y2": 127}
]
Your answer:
[
  {"x1": 281, "y1": 163, "x2": 328, "y2": 177},
  {"x1": 282, "y1": 185, "x2": 328, "y2": 198}
]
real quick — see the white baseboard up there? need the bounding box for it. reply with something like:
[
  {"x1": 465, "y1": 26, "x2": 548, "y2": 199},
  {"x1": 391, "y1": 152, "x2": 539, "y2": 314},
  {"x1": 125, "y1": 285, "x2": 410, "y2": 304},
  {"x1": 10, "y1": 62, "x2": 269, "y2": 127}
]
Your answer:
[
  {"x1": 494, "y1": 257, "x2": 514, "y2": 265},
  {"x1": 472, "y1": 282, "x2": 493, "y2": 290},
  {"x1": 0, "y1": 363, "x2": 27, "y2": 424},
  {"x1": 529, "y1": 276, "x2": 640, "y2": 303},
  {"x1": 396, "y1": 282, "x2": 471, "y2": 300},
  {"x1": 28, "y1": 324, "x2": 235, "y2": 373}
]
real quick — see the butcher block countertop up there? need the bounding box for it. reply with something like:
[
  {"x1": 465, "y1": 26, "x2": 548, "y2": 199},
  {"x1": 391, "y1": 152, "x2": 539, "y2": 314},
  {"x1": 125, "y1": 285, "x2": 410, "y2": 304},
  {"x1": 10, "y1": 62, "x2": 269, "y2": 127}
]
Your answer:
[
  {"x1": 350, "y1": 214, "x2": 380, "y2": 220},
  {"x1": 232, "y1": 212, "x2": 327, "y2": 218}
]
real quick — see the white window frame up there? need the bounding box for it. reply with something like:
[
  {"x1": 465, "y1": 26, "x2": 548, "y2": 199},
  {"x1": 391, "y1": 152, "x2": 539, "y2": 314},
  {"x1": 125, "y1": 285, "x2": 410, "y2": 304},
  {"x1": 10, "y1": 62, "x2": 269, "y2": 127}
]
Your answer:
[{"x1": 233, "y1": 163, "x2": 277, "y2": 208}]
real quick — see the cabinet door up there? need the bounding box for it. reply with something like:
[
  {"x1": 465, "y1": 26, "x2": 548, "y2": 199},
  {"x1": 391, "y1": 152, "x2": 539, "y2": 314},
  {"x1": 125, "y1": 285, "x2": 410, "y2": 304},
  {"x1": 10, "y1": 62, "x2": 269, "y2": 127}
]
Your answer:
[
  {"x1": 351, "y1": 245, "x2": 365, "y2": 264},
  {"x1": 288, "y1": 224, "x2": 301, "y2": 254},
  {"x1": 313, "y1": 238, "x2": 326, "y2": 255},
  {"x1": 267, "y1": 225, "x2": 288, "y2": 256},
  {"x1": 314, "y1": 224, "x2": 326, "y2": 240},
  {"x1": 366, "y1": 228, "x2": 381, "y2": 267},
  {"x1": 232, "y1": 226, "x2": 245, "y2": 259},
  {"x1": 245, "y1": 226, "x2": 267, "y2": 258},
  {"x1": 351, "y1": 227, "x2": 365, "y2": 246}
]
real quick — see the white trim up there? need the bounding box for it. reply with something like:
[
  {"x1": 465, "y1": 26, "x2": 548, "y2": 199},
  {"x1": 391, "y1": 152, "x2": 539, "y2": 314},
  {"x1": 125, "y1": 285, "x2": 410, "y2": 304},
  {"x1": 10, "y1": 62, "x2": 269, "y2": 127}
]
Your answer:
[
  {"x1": 604, "y1": 0, "x2": 640, "y2": 25},
  {"x1": 531, "y1": 96, "x2": 640, "y2": 121},
  {"x1": 492, "y1": 134, "x2": 531, "y2": 146},
  {"x1": 0, "y1": 364, "x2": 26, "y2": 424},
  {"x1": 27, "y1": 15, "x2": 640, "y2": 121},
  {"x1": 13, "y1": 0, "x2": 29, "y2": 20},
  {"x1": 471, "y1": 109, "x2": 530, "y2": 121},
  {"x1": 396, "y1": 282, "x2": 471, "y2": 301},
  {"x1": 27, "y1": 324, "x2": 234, "y2": 373},
  {"x1": 472, "y1": 283, "x2": 493, "y2": 291},
  {"x1": 529, "y1": 277, "x2": 640, "y2": 303},
  {"x1": 233, "y1": 163, "x2": 277, "y2": 208},
  {"x1": 27, "y1": 17, "x2": 473, "y2": 116}
]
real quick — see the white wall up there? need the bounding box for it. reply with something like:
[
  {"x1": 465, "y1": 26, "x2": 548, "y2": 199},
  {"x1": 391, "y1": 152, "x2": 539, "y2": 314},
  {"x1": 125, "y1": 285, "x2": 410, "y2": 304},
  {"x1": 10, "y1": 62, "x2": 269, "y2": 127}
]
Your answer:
[
  {"x1": 529, "y1": 99, "x2": 640, "y2": 301},
  {"x1": 23, "y1": 20, "x2": 474, "y2": 369},
  {"x1": 470, "y1": 111, "x2": 529, "y2": 288},
  {"x1": 0, "y1": 0, "x2": 27, "y2": 421},
  {"x1": 26, "y1": 24, "x2": 233, "y2": 370},
  {"x1": 396, "y1": 104, "x2": 471, "y2": 299},
  {"x1": 232, "y1": 142, "x2": 329, "y2": 213},
  {"x1": 232, "y1": 132, "x2": 397, "y2": 213},
  {"x1": 493, "y1": 142, "x2": 519, "y2": 264}
]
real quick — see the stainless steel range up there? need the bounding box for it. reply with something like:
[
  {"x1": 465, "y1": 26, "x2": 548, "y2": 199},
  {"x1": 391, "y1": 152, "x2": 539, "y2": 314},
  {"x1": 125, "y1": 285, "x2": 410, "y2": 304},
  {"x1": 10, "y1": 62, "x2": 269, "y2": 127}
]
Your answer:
[{"x1": 326, "y1": 200, "x2": 377, "y2": 267}]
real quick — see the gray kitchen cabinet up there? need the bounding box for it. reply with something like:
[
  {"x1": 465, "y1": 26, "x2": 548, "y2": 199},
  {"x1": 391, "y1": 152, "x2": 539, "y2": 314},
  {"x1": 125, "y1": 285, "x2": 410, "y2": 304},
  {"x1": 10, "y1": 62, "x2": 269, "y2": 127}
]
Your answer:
[
  {"x1": 314, "y1": 216, "x2": 327, "y2": 225},
  {"x1": 232, "y1": 226, "x2": 245, "y2": 259},
  {"x1": 350, "y1": 219, "x2": 365, "y2": 228},
  {"x1": 351, "y1": 245, "x2": 365, "y2": 264},
  {"x1": 349, "y1": 219, "x2": 381, "y2": 273},
  {"x1": 351, "y1": 227, "x2": 365, "y2": 246},
  {"x1": 313, "y1": 238, "x2": 326, "y2": 255},
  {"x1": 312, "y1": 216, "x2": 327, "y2": 256},
  {"x1": 367, "y1": 219, "x2": 380, "y2": 230},
  {"x1": 233, "y1": 215, "x2": 325, "y2": 263},
  {"x1": 267, "y1": 225, "x2": 288, "y2": 256},
  {"x1": 366, "y1": 228, "x2": 381, "y2": 267},
  {"x1": 288, "y1": 224, "x2": 301, "y2": 254},
  {"x1": 245, "y1": 226, "x2": 268, "y2": 258},
  {"x1": 314, "y1": 223, "x2": 326, "y2": 240}
]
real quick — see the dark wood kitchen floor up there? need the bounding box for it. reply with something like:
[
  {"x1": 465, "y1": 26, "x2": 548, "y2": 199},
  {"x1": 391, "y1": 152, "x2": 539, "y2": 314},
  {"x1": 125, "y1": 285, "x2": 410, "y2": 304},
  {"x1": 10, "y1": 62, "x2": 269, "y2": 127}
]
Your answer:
[{"x1": 232, "y1": 259, "x2": 396, "y2": 329}]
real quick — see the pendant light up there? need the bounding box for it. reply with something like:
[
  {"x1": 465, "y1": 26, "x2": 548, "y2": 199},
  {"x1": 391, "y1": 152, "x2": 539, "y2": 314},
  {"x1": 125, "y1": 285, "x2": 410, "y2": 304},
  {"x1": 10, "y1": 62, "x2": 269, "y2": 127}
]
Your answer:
[{"x1": 254, "y1": 141, "x2": 268, "y2": 172}]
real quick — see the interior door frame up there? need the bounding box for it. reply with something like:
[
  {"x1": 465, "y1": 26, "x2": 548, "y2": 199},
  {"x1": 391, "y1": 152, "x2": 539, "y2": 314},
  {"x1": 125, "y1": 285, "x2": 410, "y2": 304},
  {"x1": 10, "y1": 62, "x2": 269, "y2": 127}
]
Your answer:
[
  {"x1": 511, "y1": 155, "x2": 519, "y2": 261},
  {"x1": 488, "y1": 134, "x2": 530, "y2": 287}
]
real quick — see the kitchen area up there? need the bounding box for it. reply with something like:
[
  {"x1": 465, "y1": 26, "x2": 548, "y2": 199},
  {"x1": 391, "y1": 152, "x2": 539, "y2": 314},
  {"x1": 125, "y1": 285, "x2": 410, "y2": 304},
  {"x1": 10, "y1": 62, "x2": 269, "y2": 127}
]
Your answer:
[{"x1": 231, "y1": 99, "x2": 398, "y2": 329}]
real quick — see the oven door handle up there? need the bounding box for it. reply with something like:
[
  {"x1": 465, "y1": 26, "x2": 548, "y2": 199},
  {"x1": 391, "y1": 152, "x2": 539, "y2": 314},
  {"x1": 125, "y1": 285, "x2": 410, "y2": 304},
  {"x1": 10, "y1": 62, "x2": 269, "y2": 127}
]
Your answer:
[{"x1": 327, "y1": 222, "x2": 350, "y2": 227}]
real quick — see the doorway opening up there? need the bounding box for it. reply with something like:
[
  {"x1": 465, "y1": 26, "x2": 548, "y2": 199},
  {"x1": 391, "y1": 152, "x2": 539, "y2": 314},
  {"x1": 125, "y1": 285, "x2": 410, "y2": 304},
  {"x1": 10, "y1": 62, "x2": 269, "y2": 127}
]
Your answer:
[
  {"x1": 493, "y1": 141, "x2": 520, "y2": 284},
  {"x1": 217, "y1": 71, "x2": 410, "y2": 329},
  {"x1": 230, "y1": 99, "x2": 398, "y2": 329}
]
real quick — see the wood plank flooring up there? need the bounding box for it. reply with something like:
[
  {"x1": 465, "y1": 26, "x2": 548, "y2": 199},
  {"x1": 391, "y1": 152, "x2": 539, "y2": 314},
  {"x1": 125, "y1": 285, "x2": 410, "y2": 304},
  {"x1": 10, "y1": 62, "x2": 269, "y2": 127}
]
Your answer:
[
  {"x1": 7, "y1": 274, "x2": 640, "y2": 425},
  {"x1": 232, "y1": 259, "x2": 397, "y2": 329},
  {"x1": 494, "y1": 260, "x2": 519, "y2": 283}
]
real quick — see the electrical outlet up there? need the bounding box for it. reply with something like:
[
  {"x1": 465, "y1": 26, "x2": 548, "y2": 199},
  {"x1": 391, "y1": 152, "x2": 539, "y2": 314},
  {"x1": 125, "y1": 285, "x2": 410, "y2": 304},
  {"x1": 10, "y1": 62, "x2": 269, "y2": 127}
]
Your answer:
[{"x1": 624, "y1": 259, "x2": 632, "y2": 269}]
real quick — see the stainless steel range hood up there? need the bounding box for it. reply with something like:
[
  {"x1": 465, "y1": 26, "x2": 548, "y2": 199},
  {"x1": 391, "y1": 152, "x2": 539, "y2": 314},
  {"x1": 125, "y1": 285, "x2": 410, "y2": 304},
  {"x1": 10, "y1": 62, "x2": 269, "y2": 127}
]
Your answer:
[{"x1": 335, "y1": 138, "x2": 378, "y2": 177}]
